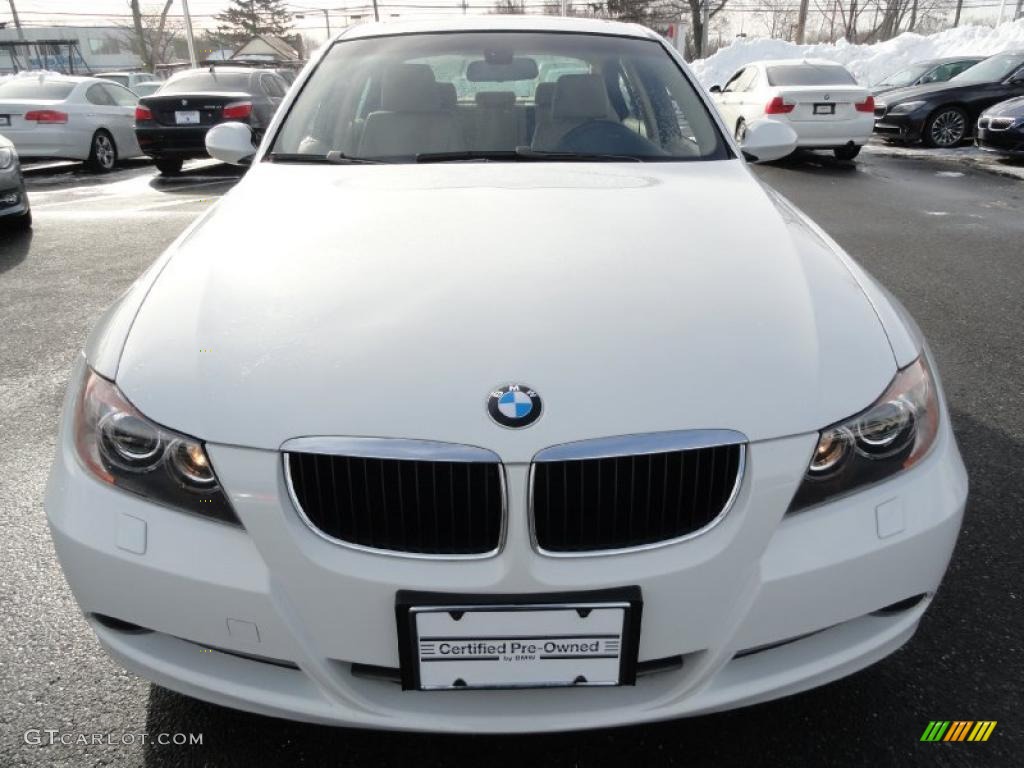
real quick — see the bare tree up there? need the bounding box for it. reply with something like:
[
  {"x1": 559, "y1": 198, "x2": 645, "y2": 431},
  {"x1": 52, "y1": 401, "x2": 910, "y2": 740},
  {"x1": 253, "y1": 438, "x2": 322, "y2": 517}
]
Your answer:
[
  {"x1": 122, "y1": 1, "x2": 177, "y2": 71},
  {"x1": 492, "y1": 0, "x2": 526, "y2": 12},
  {"x1": 676, "y1": 1, "x2": 730, "y2": 59},
  {"x1": 757, "y1": 0, "x2": 799, "y2": 39}
]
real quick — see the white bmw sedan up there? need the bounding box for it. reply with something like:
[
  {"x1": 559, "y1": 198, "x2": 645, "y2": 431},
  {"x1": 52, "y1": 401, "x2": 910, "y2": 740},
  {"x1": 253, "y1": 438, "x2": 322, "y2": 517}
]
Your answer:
[
  {"x1": 47, "y1": 17, "x2": 967, "y2": 733},
  {"x1": 0, "y1": 74, "x2": 143, "y2": 172},
  {"x1": 710, "y1": 59, "x2": 875, "y2": 160}
]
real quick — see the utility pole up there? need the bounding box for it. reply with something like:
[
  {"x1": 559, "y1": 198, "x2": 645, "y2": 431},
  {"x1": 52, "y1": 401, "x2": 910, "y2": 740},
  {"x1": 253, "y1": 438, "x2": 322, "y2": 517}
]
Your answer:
[
  {"x1": 181, "y1": 0, "x2": 198, "y2": 68},
  {"x1": 373, "y1": 0, "x2": 380, "y2": 21},
  {"x1": 795, "y1": 0, "x2": 810, "y2": 44},
  {"x1": 322, "y1": 9, "x2": 331, "y2": 37},
  {"x1": 6, "y1": 0, "x2": 24, "y2": 40},
  {"x1": 997, "y1": 0, "x2": 1008, "y2": 23},
  {"x1": 700, "y1": 0, "x2": 709, "y2": 59}
]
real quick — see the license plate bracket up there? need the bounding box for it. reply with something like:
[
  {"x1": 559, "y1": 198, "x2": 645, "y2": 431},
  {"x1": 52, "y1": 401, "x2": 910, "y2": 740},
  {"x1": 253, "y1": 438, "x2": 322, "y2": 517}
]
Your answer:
[
  {"x1": 396, "y1": 587, "x2": 642, "y2": 691},
  {"x1": 175, "y1": 110, "x2": 200, "y2": 125},
  {"x1": 814, "y1": 103, "x2": 835, "y2": 115}
]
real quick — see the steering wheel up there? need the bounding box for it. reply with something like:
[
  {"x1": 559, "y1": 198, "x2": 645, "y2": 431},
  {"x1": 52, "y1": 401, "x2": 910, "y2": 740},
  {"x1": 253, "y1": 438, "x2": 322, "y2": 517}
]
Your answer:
[{"x1": 555, "y1": 119, "x2": 663, "y2": 156}]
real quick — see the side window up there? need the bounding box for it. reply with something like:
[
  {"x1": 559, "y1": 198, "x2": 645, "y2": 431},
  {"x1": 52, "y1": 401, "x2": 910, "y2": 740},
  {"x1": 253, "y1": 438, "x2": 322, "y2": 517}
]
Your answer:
[
  {"x1": 950, "y1": 61, "x2": 975, "y2": 77},
  {"x1": 103, "y1": 83, "x2": 137, "y2": 107},
  {"x1": 261, "y1": 74, "x2": 286, "y2": 98},
  {"x1": 722, "y1": 68, "x2": 746, "y2": 93},
  {"x1": 923, "y1": 64, "x2": 954, "y2": 84},
  {"x1": 86, "y1": 83, "x2": 115, "y2": 106},
  {"x1": 741, "y1": 68, "x2": 760, "y2": 91}
]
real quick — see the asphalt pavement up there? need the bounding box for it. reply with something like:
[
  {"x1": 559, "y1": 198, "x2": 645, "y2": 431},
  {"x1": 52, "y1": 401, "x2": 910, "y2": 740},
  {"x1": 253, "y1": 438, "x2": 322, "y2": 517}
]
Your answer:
[{"x1": 0, "y1": 151, "x2": 1021, "y2": 767}]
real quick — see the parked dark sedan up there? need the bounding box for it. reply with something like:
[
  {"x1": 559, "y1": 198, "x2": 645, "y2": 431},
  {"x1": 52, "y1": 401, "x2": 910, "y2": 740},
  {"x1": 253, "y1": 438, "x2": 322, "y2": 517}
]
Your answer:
[
  {"x1": 134, "y1": 66, "x2": 288, "y2": 175},
  {"x1": 976, "y1": 96, "x2": 1024, "y2": 158},
  {"x1": 871, "y1": 56, "x2": 983, "y2": 97},
  {"x1": 0, "y1": 133, "x2": 31, "y2": 230},
  {"x1": 874, "y1": 51, "x2": 1024, "y2": 147}
]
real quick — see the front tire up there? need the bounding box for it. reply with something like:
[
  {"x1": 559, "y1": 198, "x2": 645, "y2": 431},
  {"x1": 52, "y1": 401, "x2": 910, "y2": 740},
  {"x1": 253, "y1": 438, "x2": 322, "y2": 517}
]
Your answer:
[
  {"x1": 85, "y1": 130, "x2": 117, "y2": 173},
  {"x1": 155, "y1": 158, "x2": 184, "y2": 176},
  {"x1": 834, "y1": 145, "x2": 861, "y2": 161},
  {"x1": 923, "y1": 107, "x2": 968, "y2": 148}
]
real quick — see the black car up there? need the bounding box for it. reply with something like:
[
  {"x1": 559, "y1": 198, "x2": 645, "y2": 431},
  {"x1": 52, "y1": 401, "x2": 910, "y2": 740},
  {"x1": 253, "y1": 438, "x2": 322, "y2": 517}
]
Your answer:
[
  {"x1": 874, "y1": 51, "x2": 1024, "y2": 147},
  {"x1": 976, "y1": 96, "x2": 1024, "y2": 158},
  {"x1": 871, "y1": 56, "x2": 983, "y2": 97},
  {"x1": 134, "y1": 66, "x2": 288, "y2": 175}
]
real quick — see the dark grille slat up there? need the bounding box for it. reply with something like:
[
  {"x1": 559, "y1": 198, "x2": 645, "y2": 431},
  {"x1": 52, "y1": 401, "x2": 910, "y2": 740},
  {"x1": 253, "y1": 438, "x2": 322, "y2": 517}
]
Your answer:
[
  {"x1": 288, "y1": 453, "x2": 502, "y2": 556},
  {"x1": 533, "y1": 444, "x2": 742, "y2": 553}
]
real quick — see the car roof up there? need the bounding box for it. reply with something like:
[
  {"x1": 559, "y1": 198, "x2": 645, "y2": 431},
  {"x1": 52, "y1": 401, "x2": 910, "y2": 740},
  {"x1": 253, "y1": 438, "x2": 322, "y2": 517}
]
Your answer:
[
  {"x1": 337, "y1": 14, "x2": 659, "y2": 42},
  {"x1": 754, "y1": 59, "x2": 850, "y2": 68}
]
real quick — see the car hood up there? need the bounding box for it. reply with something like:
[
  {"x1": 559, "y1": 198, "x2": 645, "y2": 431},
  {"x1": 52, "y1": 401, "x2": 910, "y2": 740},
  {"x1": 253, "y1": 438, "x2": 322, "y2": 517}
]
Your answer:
[
  {"x1": 117, "y1": 161, "x2": 897, "y2": 459},
  {"x1": 984, "y1": 95, "x2": 1024, "y2": 116},
  {"x1": 877, "y1": 81, "x2": 978, "y2": 104}
]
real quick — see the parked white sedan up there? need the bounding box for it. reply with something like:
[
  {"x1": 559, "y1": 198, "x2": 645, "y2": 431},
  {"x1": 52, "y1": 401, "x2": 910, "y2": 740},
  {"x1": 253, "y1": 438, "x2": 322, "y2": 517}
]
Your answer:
[
  {"x1": 711, "y1": 59, "x2": 875, "y2": 160},
  {"x1": 46, "y1": 16, "x2": 966, "y2": 733},
  {"x1": 0, "y1": 74, "x2": 144, "y2": 172}
]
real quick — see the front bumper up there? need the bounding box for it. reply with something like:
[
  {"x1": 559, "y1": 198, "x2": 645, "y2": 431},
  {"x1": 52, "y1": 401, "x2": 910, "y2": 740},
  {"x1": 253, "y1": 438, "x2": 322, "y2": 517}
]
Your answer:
[
  {"x1": 873, "y1": 111, "x2": 928, "y2": 142},
  {"x1": 46, "y1": 364, "x2": 968, "y2": 733},
  {"x1": 0, "y1": 180, "x2": 29, "y2": 219},
  {"x1": 976, "y1": 126, "x2": 1024, "y2": 156}
]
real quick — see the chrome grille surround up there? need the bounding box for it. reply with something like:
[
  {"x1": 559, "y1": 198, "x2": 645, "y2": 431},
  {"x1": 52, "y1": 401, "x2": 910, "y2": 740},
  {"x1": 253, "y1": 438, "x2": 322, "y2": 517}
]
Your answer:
[
  {"x1": 528, "y1": 430, "x2": 747, "y2": 557},
  {"x1": 283, "y1": 437, "x2": 506, "y2": 560}
]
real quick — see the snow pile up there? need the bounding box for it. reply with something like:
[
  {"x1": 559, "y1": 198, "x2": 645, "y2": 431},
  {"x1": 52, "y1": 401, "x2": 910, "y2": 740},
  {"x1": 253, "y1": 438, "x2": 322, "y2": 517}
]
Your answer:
[{"x1": 692, "y1": 19, "x2": 1024, "y2": 88}]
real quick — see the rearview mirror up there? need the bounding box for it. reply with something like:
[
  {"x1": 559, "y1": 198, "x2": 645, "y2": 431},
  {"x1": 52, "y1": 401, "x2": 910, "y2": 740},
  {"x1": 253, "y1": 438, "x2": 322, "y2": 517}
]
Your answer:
[
  {"x1": 738, "y1": 118, "x2": 798, "y2": 163},
  {"x1": 709, "y1": 85, "x2": 722, "y2": 94},
  {"x1": 205, "y1": 122, "x2": 255, "y2": 166},
  {"x1": 466, "y1": 58, "x2": 539, "y2": 82}
]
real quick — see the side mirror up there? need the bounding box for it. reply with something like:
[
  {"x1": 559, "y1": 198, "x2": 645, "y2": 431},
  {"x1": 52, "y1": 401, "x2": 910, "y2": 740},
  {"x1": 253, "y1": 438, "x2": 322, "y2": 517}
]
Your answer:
[
  {"x1": 709, "y1": 85, "x2": 722, "y2": 94},
  {"x1": 738, "y1": 118, "x2": 798, "y2": 163},
  {"x1": 206, "y1": 121, "x2": 255, "y2": 166}
]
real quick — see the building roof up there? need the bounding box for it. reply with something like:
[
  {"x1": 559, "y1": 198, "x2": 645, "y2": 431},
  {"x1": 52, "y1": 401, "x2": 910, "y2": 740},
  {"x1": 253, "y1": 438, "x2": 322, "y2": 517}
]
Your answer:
[{"x1": 232, "y1": 35, "x2": 300, "y2": 61}]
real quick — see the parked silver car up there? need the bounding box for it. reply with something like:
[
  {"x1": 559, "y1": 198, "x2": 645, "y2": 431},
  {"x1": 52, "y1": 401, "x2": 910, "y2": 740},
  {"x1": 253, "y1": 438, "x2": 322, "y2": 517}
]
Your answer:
[
  {"x1": 0, "y1": 74, "x2": 145, "y2": 172},
  {"x1": 0, "y1": 132, "x2": 31, "y2": 230}
]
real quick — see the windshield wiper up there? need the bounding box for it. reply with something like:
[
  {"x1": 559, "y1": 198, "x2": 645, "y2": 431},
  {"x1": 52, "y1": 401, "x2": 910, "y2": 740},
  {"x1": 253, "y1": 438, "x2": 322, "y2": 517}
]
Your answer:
[
  {"x1": 265, "y1": 152, "x2": 386, "y2": 165},
  {"x1": 415, "y1": 148, "x2": 642, "y2": 163},
  {"x1": 513, "y1": 148, "x2": 643, "y2": 162}
]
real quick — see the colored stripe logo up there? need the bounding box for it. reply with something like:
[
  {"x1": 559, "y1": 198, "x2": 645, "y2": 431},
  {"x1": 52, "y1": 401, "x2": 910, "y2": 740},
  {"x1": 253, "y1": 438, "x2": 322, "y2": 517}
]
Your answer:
[{"x1": 921, "y1": 721, "x2": 997, "y2": 742}]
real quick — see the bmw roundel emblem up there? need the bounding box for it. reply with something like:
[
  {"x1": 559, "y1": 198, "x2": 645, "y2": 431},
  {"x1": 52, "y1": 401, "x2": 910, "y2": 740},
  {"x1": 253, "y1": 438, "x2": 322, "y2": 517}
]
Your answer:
[{"x1": 487, "y1": 384, "x2": 542, "y2": 428}]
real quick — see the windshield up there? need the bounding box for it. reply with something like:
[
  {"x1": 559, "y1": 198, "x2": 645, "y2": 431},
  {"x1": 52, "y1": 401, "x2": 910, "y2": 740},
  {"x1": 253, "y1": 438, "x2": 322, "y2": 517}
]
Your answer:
[
  {"x1": 766, "y1": 64, "x2": 856, "y2": 86},
  {"x1": 161, "y1": 72, "x2": 251, "y2": 94},
  {"x1": 0, "y1": 80, "x2": 75, "y2": 99},
  {"x1": 270, "y1": 31, "x2": 729, "y2": 162},
  {"x1": 875, "y1": 64, "x2": 930, "y2": 88},
  {"x1": 951, "y1": 53, "x2": 1024, "y2": 84}
]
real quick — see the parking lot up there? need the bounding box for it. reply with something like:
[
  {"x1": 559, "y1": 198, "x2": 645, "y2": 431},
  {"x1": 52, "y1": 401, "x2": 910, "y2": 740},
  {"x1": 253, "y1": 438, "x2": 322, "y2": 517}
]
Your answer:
[{"x1": 1, "y1": 146, "x2": 1021, "y2": 767}]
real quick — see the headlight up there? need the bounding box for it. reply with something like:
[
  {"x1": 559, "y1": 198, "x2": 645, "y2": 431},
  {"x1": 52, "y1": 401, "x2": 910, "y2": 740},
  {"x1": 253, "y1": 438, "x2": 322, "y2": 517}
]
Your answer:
[
  {"x1": 0, "y1": 146, "x2": 14, "y2": 170},
  {"x1": 73, "y1": 367, "x2": 240, "y2": 525},
  {"x1": 788, "y1": 356, "x2": 939, "y2": 513},
  {"x1": 888, "y1": 101, "x2": 925, "y2": 115}
]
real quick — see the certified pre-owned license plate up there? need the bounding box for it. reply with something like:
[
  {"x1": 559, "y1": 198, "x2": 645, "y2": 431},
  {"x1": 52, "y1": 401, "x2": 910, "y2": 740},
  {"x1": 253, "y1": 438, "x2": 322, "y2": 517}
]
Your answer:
[
  {"x1": 397, "y1": 588, "x2": 642, "y2": 691},
  {"x1": 175, "y1": 110, "x2": 201, "y2": 125},
  {"x1": 814, "y1": 103, "x2": 835, "y2": 115}
]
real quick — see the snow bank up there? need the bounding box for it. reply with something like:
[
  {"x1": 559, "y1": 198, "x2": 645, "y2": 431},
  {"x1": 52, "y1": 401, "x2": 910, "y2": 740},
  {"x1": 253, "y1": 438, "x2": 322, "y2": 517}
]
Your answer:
[{"x1": 692, "y1": 19, "x2": 1024, "y2": 88}]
